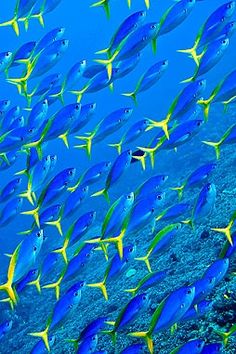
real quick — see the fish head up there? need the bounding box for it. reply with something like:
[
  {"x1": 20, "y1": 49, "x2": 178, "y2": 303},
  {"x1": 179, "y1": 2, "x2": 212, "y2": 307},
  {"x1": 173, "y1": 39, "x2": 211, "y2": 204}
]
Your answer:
[
  {"x1": 59, "y1": 39, "x2": 69, "y2": 53},
  {"x1": 65, "y1": 167, "x2": 76, "y2": 182},
  {"x1": 219, "y1": 37, "x2": 230, "y2": 52},
  {"x1": 225, "y1": 21, "x2": 236, "y2": 36},
  {"x1": 87, "y1": 102, "x2": 97, "y2": 115},
  {"x1": 145, "y1": 22, "x2": 159, "y2": 39},
  {"x1": 139, "y1": 293, "x2": 150, "y2": 309},
  {"x1": 0, "y1": 99, "x2": 10, "y2": 111},
  {"x1": 124, "y1": 244, "x2": 137, "y2": 261},
  {"x1": 2, "y1": 320, "x2": 13, "y2": 334},
  {"x1": 54, "y1": 27, "x2": 66, "y2": 40},
  {"x1": 0, "y1": 51, "x2": 13, "y2": 67},
  {"x1": 49, "y1": 154, "x2": 57, "y2": 171},
  {"x1": 121, "y1": 107, "x2": 133, "y2": 122},
  {"x1": 225, "y1": 1, "x2": 236, "y2": 17}
]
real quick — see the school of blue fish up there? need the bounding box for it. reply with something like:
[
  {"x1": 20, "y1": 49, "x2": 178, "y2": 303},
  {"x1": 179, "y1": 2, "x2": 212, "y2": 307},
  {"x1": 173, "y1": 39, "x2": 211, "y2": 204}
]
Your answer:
[{"x1": 0, "y1": 0, "x2": 236, "y2": 353}]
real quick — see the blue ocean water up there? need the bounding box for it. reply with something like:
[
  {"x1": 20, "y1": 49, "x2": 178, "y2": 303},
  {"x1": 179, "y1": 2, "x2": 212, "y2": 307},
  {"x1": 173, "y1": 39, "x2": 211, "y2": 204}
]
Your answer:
[{"x1": 0, "y1": 0, "x2": 236, "y2": 353}]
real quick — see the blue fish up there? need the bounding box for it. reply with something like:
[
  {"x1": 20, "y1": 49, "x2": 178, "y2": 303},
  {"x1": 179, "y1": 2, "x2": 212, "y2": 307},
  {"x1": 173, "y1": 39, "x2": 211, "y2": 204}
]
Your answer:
[{"x1": 0, "y1": 320, "x2": 13, "y2": 340}]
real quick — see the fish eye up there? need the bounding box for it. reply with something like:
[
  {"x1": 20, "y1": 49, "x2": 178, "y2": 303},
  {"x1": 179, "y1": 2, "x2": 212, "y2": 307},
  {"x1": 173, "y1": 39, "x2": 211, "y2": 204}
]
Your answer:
[
  {"x1": 128, "y1": 247, "x2": 133, "y2": 252},
  {"x1": 74, "y1": 291, "x2": 78, "y2": 296},
  {"x1": 157, "y1": 194, "x2": 162, "y2": 200},
  {"x1": 68, "y1": 170, "x2": 73, "y2": 175},
  {"x1": 105, "y1": 162, "x2": 110, "y2": 167},
  {"x1": 151, "y1": 207, "x2": 155, "y2": 213},
  {"x1": 36, "y1": 231, "x2": 41, "y2": 237},
  {"x1": 222, "y1": 39, "x2": 227, "y2": 44},
  {"x1": 180, "y1": 303, "x2": 185, "y2": 308},
  {"x1": 207, "y1": 184, "x2": 211, "y2": 191},
  {"x1": 128, "y1": 150, "x2": 132, "y2": 155},
  {"x1": 142, "y1": 295, "x2": 147, "y2": 301},
  {"x1": 151, "y1": 24, "x2": 156, "y2": 29},
  {"x1": 187, "y1": 289, "x2": 192, "y2": 294},
  {"x1": 197, "y1": 121, "x2": 201, "y2": 126},
  {"x1": 75, "y1": 104, "x2": 80, "y2": 110},
  {"x1": 28, "y1": 128, "x2": 33, "y2": 133},
  {"x1": 62, "y1": 40, "x2": 66, "y2": 45},
  {"x1": 33, "y1": 246, "x2": 37, "y2": 252},
  {"x1": 124, "y1": 109, "x2": 130, "y2": 114},
  {"x1": 6, "y1": 52, "x2": 11, "y2": 57}
]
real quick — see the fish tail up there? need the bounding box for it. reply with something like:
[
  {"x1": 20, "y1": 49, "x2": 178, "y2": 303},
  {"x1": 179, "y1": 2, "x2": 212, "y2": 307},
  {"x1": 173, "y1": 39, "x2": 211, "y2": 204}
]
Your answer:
[
  {"x1": 0, "y1": 282, "x2": 18, "y2": 307},
  {"x1": 95, "y1": 47, "x2": 110, "y2": 55},
  {"x1": 138, "y1": 146, "x2": 156, "y2": 169},
  {"x1": 94, "y1": 243, "x2": 109, "y2": 261},
  {"x1": 91, "y1": 0, "x2": 110, "y2": 19},
  {"x1": 7, "y1": 74, "x2": 29, "y2": 96},
  {"x1": 27, "y1": 274, "x2": 41, "y2": 294},
  {"x1": 214, "y1": 329, "x2": 231, "y2": 346},
  {"x1": 181, "y1": 76, "x2": 195, "y2": 84},
  {"x1": 147, "y1": 117, "x2": 170, "y2": 139},
  {"x1": 181, "y1": 219, "x2": 194, "y2": 229},
  {"x1": 198, "y1": 97, "x2": 213, "y2": 121},
  {"x1": 170, "y1": 185, "x2": 185, "y2": 200},
  {"x1": 58, "y1": 132, "x2": 69, "y2": 148},
  {"x1": 50, "y1": 88, "x2": 64, "y2": 105},
  {"x1": 64, "y1": 339, "x2": 79, "y2": 350},
  {"x1": 127, "y1": 0, "x2": 131, "y2": 8},
  {"x1": 122, "y1": 91, "x2": 137, "y2": 105},
  {"x1": 0, "y1": 243, "x2": 21, "y2": 306},
  {"x1": 211, "y1": 223, "x2": 234, "y2": 246},
  {"x1": 124, "y1": 287, "x2": 138, "y2": 297},
  {"x1": 102, "y1": 330, "x2": 117, "y2": 345},
  {"x1": 86, "y1": 277, "x2": 108, "y2": 301},
  {"x1": 132, "y1": 152, "x2": 147, "y2": 170},
  {"x1": 42, "y1": 276, "x2": 64, "y2": 300},
  {"x1": 52, "y1": 240, "x2": 69, "y2": 264},
  {"x1": 135, "y1": 255, "x2": 152, "y2": 273},
  {"x1": 94, "y1": 51, "x2": 118, "y2": 80},
  {"x1": 129, "y1": 331, "x2": 153, "y2": 354},
  {"x1": 100, "y1": 229, "x2": 126, "y2": 259},
  {"x1": 91, "y1": 188, "x2": 110, "y2": 203},
  {"x1": 202, "y1": 140, "x2": 221, "y2": 160},
  {"x1": 0, "y1": 297, "x2": 14, "y2": 310},
  {"x1": 145, "y1": 0, "x2": 150, "y2": 9},
  {"x1": 70, "y1": 85, "x2": 88, "y2": 103},
  {"x1": 28, "y1": 325, "x2": 50, "y2": 352},
  {"x1": 18, "y1": 189, "x2": 35, "y2": 205},
  {"x1": 74, "y1": 134, "x2": 94, "y2": 157},
  {"x1": 21, "y1": 206, "x2": 40, "y2": 228},
  {"x1": 14, "y1": 169, "x2": 27, "y2": 176},
  {"x1": 45, "y1": 217, "x2": 63, "y2": 236},
  {"x1": 17, "y1": 229, "x2": 32, "y2": 235},
  {"x1": 108, "y1": 142, "x2": 122, "y2": 154},
  {"x1": 0, "y1": 17, "x2": 19, "y2": 36},
  {"x1": 177, "y1": 41, "x2": 199, "y2": 65}
]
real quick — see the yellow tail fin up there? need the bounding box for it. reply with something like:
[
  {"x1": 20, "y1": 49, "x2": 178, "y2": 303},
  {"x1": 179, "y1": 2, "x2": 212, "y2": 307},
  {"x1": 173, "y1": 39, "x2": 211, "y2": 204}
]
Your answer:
[
  {"x1": 91, "y1": 0, "x2": 110, "y2": 19},
  {"x1": 27, "y1": 274, "x2": 41, "y2": 294},
  {"x1": 197, "y1": 98, "x2": 212, "y2": 121},
  {"x1": 170, "y1": 185, "x2": 185, "y2": 200},
  {"x1": 177, "y1": 41, "x2": 199, "y2": 66},
  {"x1": 21, "y1": 206, "x2": 40, "y2": 228},
  {"x1": 0, "y1": 17, "x2": 19, "y2": 36},
  {"x1": 86, "y1": 278, "x2": 108, "y2": 301},
  {"x1": 202, "y1": 140, "x2": 221, "y2": 160},
  {"x1": 108, "y1": 142, "x2": 122, "y2": 155},
  {"x1": 211, "y1": 221, "x2": 234, "y2": 246},
  {"x1": 99, "y1": 229, "x2": 126, "y2": 259},
  {"x1": 129, "y1": 331, "x2": 153, "y2": 354},
  {"x1": 28, "y1": 324, "x2": 50, "y2": 351},
  {"x1": 42, "y1": 275, "x2": 64, "y2": 300},
  {"x1": 45, "y1": 217, "x2": 63, "y2": 236},
  {"x1": 135, "y1": 255, "x2": 152, "y2": 273},
  {"x1": 19, "y1": 189, "x2": 35, "y2": 205},
  {"x1": 91, "y1": 188, "x2": 110, "y2": 203},
  {"x1": 122, "y1": 92, "x2": 137, "y2": 105}
]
